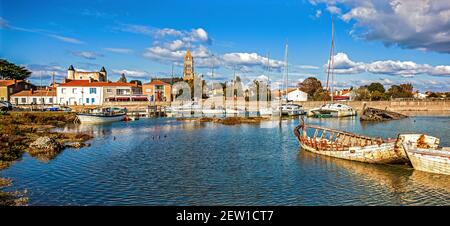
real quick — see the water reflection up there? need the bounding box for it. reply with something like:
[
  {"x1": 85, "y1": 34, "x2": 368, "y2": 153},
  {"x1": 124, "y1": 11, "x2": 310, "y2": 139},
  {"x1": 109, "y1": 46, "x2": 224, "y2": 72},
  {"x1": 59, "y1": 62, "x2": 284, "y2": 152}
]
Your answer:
[{"x1": 1, "y1": 116, "x2": 449, "y2": 205}]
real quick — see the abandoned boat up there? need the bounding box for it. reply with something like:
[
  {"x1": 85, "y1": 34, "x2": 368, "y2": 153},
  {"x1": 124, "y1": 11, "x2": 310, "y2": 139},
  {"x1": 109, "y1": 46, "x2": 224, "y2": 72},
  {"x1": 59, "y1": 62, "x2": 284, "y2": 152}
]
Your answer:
[
  {"x1": 399, "y1": 134, "x2": 450, "y2": 175},
  {"x1": 77, "y1": 107, "x2": 126, "y2": 124},
  {"x1": 293, "y1": 119, "x2": 408, "y2": 164}
]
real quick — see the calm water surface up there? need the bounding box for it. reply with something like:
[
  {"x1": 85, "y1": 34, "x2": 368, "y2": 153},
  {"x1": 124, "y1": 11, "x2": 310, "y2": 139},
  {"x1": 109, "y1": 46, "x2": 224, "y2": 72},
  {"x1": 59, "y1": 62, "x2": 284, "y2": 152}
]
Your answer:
[{"x1": 1, "y1": 116, "x2": 450, "y2": 205}]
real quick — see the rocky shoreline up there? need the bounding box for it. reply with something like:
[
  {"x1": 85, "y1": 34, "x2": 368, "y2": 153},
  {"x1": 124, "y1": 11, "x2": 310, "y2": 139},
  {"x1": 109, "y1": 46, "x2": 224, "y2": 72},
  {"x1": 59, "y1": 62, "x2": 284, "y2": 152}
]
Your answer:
[{"x1": 0, "y1": 112, "x2": 92, "y2": 206}]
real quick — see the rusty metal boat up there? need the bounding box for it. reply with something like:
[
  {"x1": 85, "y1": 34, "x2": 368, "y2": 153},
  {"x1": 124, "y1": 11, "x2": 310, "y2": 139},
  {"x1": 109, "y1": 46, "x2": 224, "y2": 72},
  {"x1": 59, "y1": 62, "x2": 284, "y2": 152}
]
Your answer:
[{"x1": 293, "y1": 119, "x2": 409, "y2": 164}]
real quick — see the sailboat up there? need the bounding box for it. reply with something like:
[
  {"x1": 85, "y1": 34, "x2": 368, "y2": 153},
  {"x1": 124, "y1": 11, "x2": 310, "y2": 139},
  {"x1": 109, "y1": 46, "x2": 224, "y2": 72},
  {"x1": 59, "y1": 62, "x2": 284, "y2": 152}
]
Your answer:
[{"x1": 308, "y1": 18, "x2": 356, "y2": 118}]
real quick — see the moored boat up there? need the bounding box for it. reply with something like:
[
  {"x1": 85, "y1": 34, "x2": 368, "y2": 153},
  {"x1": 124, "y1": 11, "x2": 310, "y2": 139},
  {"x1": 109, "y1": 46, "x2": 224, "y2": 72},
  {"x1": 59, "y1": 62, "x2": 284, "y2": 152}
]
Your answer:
[
  {"x1": 307, "y1": 103, "x2": 357, "y2": 118},
  {"x1": 399, "y1": 134, "x2": 450, "y2": 175},
  {"x1": 281, "y1": 104, "x2": 304, "y2": 116},
  {"x1": 293, "y1": 119, "x2": 408, "y2": 164},
  {"x1": 77, "y1": 107, "x2": 126, "y2": 124}
]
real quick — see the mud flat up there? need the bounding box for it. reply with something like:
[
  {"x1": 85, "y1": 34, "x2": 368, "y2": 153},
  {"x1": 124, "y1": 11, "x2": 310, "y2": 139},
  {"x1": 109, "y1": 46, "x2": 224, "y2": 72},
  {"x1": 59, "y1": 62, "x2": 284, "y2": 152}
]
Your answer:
[{"x1": 177, "y1": 116, "x2": 270, "y2": 125}]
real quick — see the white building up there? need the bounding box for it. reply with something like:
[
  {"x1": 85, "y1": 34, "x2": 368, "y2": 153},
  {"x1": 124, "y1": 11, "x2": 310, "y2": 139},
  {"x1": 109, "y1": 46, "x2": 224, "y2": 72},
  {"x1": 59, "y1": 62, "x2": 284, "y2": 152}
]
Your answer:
[
  {"x1": 11, "y1": 89, "x2": 56, "y2": 105},
  {"x1": 287, "y1": 89, "x2": 308, "y2": 102},
  {"x1": 57, "y1": 80, "x2": 138, "y2": 106}
]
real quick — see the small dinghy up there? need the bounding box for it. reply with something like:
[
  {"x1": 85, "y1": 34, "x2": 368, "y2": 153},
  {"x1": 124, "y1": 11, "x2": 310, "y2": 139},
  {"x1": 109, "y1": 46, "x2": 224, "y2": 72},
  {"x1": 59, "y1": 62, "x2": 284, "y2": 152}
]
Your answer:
[
  {"x1": 399, "y1": 134, "x2": 450, "y2": 175},
  {"x1": 293, "y1": 118, "x2": 408, "y2": 164}
]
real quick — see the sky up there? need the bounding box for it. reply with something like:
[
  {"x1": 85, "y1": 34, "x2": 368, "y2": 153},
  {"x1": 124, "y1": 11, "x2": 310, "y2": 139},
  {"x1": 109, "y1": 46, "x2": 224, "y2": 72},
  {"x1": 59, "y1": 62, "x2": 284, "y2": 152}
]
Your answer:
[{"x1": 1, "y1": 0, "x2": 450, "y2": 92}]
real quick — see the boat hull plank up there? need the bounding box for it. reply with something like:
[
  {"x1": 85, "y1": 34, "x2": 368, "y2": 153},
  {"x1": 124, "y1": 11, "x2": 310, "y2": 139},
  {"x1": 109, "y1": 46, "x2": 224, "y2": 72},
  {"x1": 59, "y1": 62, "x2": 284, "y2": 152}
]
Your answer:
[{"x1": 294, "y1": 123, "x2": 409, "y2": 164}]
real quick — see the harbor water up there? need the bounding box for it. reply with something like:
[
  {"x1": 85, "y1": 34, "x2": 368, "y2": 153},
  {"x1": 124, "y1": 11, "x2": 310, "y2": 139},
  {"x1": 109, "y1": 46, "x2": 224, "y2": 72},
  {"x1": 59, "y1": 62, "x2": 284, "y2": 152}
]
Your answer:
[{"x1": 1, "y1": 116, "x2": 450, "y2": 205}]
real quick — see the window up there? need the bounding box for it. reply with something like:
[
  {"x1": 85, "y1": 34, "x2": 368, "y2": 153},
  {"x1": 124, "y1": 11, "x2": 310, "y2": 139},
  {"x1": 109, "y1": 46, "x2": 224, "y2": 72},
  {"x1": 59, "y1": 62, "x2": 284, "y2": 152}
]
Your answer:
[
  {"x1": 106, "y1": 88, "x2": 112, "y2": 94},
  {"x1": 86, "y1": 98, "x2": 89, "y2": 104},
  {"x1": 49, "y1": 98, "x2": 53, "y2": 103},
  {"x1": 14, "y1": 98, "x2": 18, "y2": 104},
  {"x1": 32, "y1": 98, "x2": 37, "y2": 104},
  {"x1": 21, "y1": 98, "x2": 26, "y2": 103},
  {"x1": 25, "y1": 85, "x2": 28, "y2": 89},
  {"x1": 91, "y1": 98, "x2": 95, "y2": 103},
  {"x1": 61, "y1": 88, "x2": 66, "y2": 94},
  {"x1": 9, "y1": 88, "x2": 13, "y2": 93},
  {"x1": 72, "y1": 88, "x2": 77, "y2": 94},
  {"x1": 89, "y1": 88, "x2": 97, "y2": 94}
]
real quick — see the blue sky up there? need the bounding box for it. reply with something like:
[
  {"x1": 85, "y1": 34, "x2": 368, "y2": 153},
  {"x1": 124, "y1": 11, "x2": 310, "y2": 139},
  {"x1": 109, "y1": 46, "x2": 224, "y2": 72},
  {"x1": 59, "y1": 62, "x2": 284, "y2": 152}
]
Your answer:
[{"x1": 1, "y1": 0, "x2": 450, "y2": 91}]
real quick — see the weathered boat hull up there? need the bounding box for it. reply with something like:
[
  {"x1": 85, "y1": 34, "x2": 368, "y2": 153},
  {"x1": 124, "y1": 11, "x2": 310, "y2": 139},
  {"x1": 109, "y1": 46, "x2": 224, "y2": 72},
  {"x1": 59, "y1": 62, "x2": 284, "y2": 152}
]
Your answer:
[
  {"x1": 294, "y1": 123, "x2": 409, "y2": 164},
  {"x1": 77, "y1": 113, "x2": 126, "y2": 124},
  {"x1": 299, "y1": 138, "x2": 406, "y2": 164},
  {"x1": 406, "y1": 149, "x2": 450, "y2": 175},
  {"x1": 399, "y1": 134, "x2": 450, "y2": 175}
]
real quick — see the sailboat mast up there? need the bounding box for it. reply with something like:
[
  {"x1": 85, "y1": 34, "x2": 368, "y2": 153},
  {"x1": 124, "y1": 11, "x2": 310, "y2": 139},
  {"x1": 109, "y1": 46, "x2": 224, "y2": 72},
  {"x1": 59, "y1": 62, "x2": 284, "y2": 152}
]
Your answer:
[
  {"x1": 284, "y1": 41, "x2": 289, "y2": 101},
  {"x1": 325, "y1": 17, "x2": 335, "y2": 103},
  {"x1": 330, "y1": 18, "x2": 335, "y2": 102}
]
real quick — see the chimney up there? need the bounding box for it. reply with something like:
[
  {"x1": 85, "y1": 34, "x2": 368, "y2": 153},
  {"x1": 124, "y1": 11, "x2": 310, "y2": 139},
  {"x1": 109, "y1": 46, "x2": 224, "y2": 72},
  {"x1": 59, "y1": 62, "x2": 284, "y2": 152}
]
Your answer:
[{"x1": 89, "y1": 78, "x2": 93, "y2": 83}]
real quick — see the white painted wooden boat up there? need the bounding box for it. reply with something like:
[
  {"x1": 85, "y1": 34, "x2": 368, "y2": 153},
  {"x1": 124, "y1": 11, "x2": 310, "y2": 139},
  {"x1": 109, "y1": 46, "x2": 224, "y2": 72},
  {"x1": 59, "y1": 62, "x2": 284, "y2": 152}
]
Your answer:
[
  {"x1": 399, "y1": 134, "x2": 450, "y2": 175},
  {"x1": 77, "y1": 113, "x2": 126, "y2": 124},
  {"x1": 294, "y1": 119, "x2": 408, "y2": 164},
  {"x1": 77, "y1": 107, "x2": 126, "y2": 124}
]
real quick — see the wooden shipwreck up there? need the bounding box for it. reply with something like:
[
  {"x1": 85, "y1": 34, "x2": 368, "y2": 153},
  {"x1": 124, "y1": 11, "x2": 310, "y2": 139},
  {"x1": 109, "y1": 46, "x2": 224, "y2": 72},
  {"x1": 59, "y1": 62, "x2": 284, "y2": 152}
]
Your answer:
[
  {"x1": 400, "y1": 134, "x2": 450, "y2": 175},
  {"x1": 294, "y1": 119, "x2": 409, "y2": 164},
  {"x1": 360, "y1": 106, "x2": 407, "y2": 121}
]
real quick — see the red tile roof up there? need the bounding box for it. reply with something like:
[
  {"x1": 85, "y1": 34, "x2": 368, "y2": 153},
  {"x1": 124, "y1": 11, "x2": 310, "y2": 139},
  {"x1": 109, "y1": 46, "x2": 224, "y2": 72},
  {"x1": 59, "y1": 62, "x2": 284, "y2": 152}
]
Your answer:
[
  {"x1": 12, "y1": 89, "x2": 56, "y2": 97},
  {"x1": 0, "y1": 80, "x2": 24, "y2": 87},
  {"x1": 59, "y1": 80, "x2": 137, "y2": 87},
  {"x1": 143, "y1": 80, "x2": 169, "y2": 86}
]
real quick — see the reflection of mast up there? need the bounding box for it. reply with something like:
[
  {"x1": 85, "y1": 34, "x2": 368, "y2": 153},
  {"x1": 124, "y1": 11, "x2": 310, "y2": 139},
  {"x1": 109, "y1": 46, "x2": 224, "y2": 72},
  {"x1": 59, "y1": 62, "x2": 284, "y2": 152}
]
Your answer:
[{"x1": 325, "y1": 17, "x2": 335, "y2": 103}]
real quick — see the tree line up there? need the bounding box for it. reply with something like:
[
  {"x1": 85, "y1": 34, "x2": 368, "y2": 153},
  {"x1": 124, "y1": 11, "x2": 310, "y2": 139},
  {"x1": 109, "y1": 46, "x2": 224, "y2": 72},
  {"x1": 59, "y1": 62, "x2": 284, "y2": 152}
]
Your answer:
[{"x1": 297, "y1": 77, "x2": 420, "y2": 101}]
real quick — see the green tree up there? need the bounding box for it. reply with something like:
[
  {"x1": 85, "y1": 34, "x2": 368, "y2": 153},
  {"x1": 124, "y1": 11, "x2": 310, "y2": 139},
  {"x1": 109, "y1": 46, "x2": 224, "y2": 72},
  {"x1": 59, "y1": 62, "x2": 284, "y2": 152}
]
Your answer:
[
  {"x1": 0, "y1": 59, "x2": 32, "y2": 80},
  {"x1": 367, "y1": 82, "x2": 385, "y2": 93},
  {"x1": 387, "y1": 84, "x2": 414, "y2": 98},
  {"x1": 371, "y1": 90, "x2": 385, "y2": 101},
  {"x1": 353, "y1": 87, "x2": 371, "y2": 101},
  {"x1": 298, "y1": 77, "x2": 323, "y2": 98}
]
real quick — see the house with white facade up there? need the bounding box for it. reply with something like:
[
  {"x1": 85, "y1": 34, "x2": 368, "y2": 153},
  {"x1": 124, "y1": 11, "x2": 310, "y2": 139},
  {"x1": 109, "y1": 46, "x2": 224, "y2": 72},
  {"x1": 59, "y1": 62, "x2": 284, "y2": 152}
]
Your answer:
[
  {"x1": 287, "y1": 88, "x2": 308, "y2": 102},
  {"x1": 57, "y1": 80, "x2": 141, "y2": 106},
  {"x1": 11, "y1": 88, "x2": 56, "y2": 105}
]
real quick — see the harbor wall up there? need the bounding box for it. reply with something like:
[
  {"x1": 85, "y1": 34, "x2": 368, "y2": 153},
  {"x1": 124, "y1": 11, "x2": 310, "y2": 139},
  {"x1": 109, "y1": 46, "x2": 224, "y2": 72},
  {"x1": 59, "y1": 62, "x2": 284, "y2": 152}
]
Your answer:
[{"x1": 293, "y1": 100, "x2": 450, "y2": 115}]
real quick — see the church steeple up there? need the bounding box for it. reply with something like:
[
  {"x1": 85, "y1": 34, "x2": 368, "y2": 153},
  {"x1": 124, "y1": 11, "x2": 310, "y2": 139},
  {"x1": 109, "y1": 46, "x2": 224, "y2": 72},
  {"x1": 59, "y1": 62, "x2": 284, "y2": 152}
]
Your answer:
[{"x1": 183, "y1": 49, "x2": 194, "y2": 80}]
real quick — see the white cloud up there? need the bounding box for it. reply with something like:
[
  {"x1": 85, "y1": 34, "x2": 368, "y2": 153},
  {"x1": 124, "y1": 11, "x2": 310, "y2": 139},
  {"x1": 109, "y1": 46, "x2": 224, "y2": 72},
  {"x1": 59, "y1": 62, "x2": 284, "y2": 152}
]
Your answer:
[
  {"x1": 315, "y1": 10, "x2": 322, "y2": 18},
  {"x1": 71, "y1": 51, "x2": 104, "y2": 60},
  {"x1": 310, "y1": 0, "x2": 450, "y2": 53},
  {"x1": 1, "y1": 17, "x2": 84, "y2": 44},
  {"x1": 112, "y1": 69, "x2": 149, "y2": 78},
  {"x1": 104, "y1": 48, "x2": 133, "y2": 54},
  {"x1": 328, "y1": 52, "x2": 450, "y2": 77}
]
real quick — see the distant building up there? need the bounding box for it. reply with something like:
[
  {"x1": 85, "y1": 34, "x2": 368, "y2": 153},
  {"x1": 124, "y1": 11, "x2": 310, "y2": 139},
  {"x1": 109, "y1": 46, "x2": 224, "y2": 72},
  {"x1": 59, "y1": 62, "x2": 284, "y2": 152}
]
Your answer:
[
  {"x1": 0, "y1": 80, "x2": 34, "y2": 101},
  {"x1": 183, "y1": 49, "x2": 194, "y2": 80},
  {"x1": 11, "y1": 88, "x2": 56, "y2": 105},
  {"x1": 287, "y1": 89, "x2": 308, "y2": 102},
  {"x1": 142, "y1": 80, "x2": 171, "y2": 102},
  {"x1": 57, "y1": 80, "x2": 144, "y2": 106},
  {"x1": 333, "y1": 89, "x2": 351, "y2": 101},
  {"x1": 414, "y1": 91, "x2": 427, "y2": 99},
  {"x1": 66, "y1": 65, "x2": 107, "y2": 82}
]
